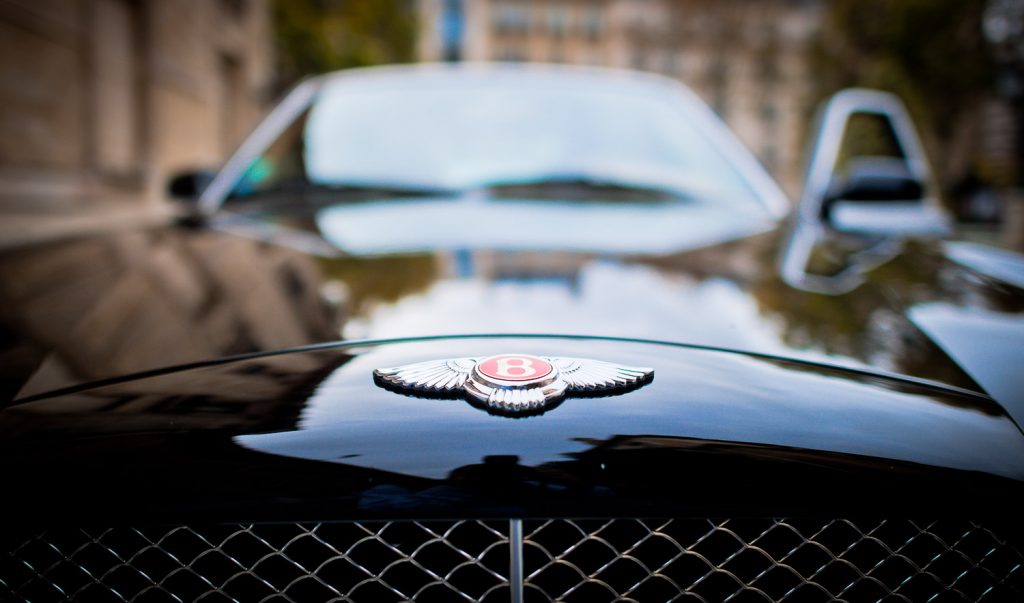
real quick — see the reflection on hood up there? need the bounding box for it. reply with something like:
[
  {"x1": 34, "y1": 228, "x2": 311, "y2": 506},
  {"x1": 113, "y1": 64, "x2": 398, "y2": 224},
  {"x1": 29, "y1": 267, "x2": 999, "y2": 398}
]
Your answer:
[
  {"x1": 315, "y1": 197, "x2": 775, "y2": 256},
  {"x1": 335, "y1": 250, "x2": 962, "y2": 386}
]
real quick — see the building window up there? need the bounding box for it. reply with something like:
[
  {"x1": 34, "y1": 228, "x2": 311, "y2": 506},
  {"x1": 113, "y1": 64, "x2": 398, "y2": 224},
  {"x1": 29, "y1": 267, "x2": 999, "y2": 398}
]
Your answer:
[
  {"x1": 547, "y1": 4, "x2": 569, "y2": 37},
  {"x1": 91, "y1": 0, "x2": 144, "y2": 178},
  {"x1": 493, "y1": 2, "x2": 529, "y2": 35},
  {"x1": 761, "y1": 145, "x2": 778, "y2": 172},
  {"x1": 710, "y1": 61, "x2": 729, "y2": 118},
  {"x1": 219, "y1": 0, "x2": 247, "y2": 19},
  {"x1": 220, "y1": 54, "x2": 246, "y2": 155},
  {"x1": 663, "y1": 52, "x2": 679, "y2": 76},
  {"x1": 714, "y1": 96, "x2": 728, "y2": 120},
  {"x1": 442, "y1": 0, "x2": 464, "y2": 61},
  {"x1": 709, "y1": 61, "x2": 729, "y2": 87},
  {"x1": 697, "y1": 14, "x2": 722, "y2": 37},
  {"x1": 582, "y1": 4, "x2": 602, "y2": 40},
  {"x1": 756, "y1": 23, "x2": 779, "y2": 48},
  {"x1": 759, "y1": 54, "x2": 780, "y2": 84},
  {"x1": 496, "y1": 48, "x2": 527, "y2": 62}
]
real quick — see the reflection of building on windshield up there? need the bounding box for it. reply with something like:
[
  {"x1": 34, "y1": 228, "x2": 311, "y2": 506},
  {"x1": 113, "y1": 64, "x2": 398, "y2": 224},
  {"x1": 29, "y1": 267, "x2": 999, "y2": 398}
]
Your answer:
[{"x1": 416, "y1": 0, "x2": 823, "y2": 196}]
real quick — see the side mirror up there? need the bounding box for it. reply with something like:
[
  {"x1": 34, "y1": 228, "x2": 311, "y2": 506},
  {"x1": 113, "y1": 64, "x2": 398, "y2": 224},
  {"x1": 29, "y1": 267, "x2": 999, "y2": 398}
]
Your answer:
[
  {"x1": 167, "y1": 169, "x2": 216, "y2": 226},
  {"x1": 798, "y1": 89, "x2": 951, "y2": 238},
  {"x1": 782, "y1": 89, "x2": 951, "y2": 294},
  {"x1": 821, "y1": 156, "x2": 948, "y2": 236},
  {"x1": 167, "y1": 170, "x2": 216, "y2": 201},
  {"x1": 823, "y1": 157, "x2": 923, "y2": 206}
]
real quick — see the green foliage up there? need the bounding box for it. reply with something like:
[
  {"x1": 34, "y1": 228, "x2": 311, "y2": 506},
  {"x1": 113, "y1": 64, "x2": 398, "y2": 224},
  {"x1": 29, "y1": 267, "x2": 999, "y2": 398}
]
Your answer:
[
  {"x1": 835, "y1": 113, "x2": 907, "y2": 172},
  {"x1": 273, "y1": 0, "x2": 417, "y2": 89},
  {"x1": 814, "y1": 0, "x2": 995, "y2": 148}
]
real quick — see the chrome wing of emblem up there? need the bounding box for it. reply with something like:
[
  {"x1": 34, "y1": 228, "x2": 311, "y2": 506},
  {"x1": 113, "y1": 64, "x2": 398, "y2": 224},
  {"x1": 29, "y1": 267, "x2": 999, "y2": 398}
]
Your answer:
[{"x1": 374, "y1": 354, "x2": 653, "y2": 416}]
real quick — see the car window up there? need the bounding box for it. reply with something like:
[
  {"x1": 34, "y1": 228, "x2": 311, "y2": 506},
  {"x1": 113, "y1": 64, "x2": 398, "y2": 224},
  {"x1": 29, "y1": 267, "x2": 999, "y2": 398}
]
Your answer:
[{"x1": 233, "y1": 74, "x2": 767, "y2": 210}]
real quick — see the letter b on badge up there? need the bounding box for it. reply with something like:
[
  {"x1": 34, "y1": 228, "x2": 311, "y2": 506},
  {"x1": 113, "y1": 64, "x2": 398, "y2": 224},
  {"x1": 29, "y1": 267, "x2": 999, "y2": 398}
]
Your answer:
[
  {"x1": 495, "y1": 357, "x2": 535, "y2": 378},
  {"x1": 477, "y1": 354, "x2": 553, "y2": 382}
]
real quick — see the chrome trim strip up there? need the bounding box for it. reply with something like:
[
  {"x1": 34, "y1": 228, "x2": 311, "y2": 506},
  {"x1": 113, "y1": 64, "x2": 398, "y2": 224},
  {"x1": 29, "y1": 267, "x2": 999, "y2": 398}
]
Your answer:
[{"x1": 197, "y1": 79, "x2": 322, "y2": 215}]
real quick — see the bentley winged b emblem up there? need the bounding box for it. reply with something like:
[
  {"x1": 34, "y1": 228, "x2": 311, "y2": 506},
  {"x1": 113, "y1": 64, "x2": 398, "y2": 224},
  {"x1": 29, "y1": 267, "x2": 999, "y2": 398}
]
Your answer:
[{"x1": 374, "y1": 354, "x2": 653, "y2": 415}]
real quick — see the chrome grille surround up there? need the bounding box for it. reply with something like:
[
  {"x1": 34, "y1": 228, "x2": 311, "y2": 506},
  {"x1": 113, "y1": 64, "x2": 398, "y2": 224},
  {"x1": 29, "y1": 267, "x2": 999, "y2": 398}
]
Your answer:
[{"x1": 2, "y1": 519, "x2": 1021, "y2": 602}]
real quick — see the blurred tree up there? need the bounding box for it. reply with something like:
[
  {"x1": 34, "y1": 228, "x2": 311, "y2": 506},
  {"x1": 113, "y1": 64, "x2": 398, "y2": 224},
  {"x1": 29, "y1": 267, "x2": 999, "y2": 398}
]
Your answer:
[
  {"x1": 983, "y1": 0, "x2": 1024, "y2": 188},
  {"x1": 812, "y1": 0, "x2": 997, "y2": 184},
  {"x1": 272, "y1": 0, "x2": 416, "y2": 91}
]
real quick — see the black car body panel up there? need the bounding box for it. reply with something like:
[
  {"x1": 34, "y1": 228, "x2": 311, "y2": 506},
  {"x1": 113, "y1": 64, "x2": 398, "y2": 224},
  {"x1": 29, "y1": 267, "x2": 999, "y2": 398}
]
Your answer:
[{"x1": 3, "y1": 335, "x2": 1022, "y2": 524}]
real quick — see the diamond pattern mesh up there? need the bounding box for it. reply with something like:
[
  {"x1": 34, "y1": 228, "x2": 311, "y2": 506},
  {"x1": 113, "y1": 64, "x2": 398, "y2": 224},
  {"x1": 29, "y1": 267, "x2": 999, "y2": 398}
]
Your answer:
[
  {"x1": 0, "y1": 521, "x2": 510, "y2": 602},
  {"x1": 521, "y1": 519, "x2": 1024, "y2": 602},
  {"x1": 2, "y1": 519, "x2": 1020, "y2": 602}
]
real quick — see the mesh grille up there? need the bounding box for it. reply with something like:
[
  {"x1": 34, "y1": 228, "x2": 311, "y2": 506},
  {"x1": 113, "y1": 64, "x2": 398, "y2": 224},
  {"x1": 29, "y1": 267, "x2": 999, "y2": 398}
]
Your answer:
[
  {"x1": 0, "y1": 521, "x2": 510, "y2": 602},
  {"x1": 522, "y1": 519, "x2": 1024, "y2": 602},
  {"x1": 2, "y1": 519, "x2": 1021, "y2": 602}
]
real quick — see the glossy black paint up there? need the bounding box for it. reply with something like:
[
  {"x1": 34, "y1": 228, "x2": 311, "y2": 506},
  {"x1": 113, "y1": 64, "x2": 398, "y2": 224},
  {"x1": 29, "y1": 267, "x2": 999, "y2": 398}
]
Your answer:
[
  {"x1": 2, "y1": 336, "x2": 1021, "y2": 524},
  {"x1": 3, "y1": 218, "x2": 1021, "y2": 399}
]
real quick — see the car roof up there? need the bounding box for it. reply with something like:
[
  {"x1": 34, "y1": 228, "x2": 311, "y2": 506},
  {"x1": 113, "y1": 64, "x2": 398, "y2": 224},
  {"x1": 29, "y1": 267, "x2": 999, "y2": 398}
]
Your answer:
[{"x1": 315, "y1": 61, "x2": 688, "y2": 91}]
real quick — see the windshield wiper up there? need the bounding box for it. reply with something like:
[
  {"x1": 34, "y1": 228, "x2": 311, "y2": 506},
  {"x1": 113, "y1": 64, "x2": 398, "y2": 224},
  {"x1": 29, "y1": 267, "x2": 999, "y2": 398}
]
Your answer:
[
  {"x1": 229, "y1": 179, "x2": 457, "y2": 202},
  {"x1": 481, "y1": 174, "x2": 691, "y2": 202}
]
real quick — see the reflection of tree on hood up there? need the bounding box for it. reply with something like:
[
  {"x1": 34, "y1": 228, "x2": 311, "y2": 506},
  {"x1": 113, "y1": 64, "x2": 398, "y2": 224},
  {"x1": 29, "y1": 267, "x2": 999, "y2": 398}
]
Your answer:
[
  {"x1": 317, "y1": 254, "x2": 439, "y2": 317},
  {"x1": 750, "y1": 236, "x2": 987, "y2": 390}
]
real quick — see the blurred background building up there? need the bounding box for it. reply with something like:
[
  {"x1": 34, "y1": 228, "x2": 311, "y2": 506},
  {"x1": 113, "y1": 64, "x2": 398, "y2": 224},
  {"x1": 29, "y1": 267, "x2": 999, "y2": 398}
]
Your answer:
[
  {"x1": 0, "y1": 0, "x2": 1021, "y2": 248},
  {"x1": 417, "y1": 0, "x2": 822, "y2": 197},
  {"x1": 0, "y1": 0, "x2": 272, "y2": 216},
  {"x1": 0, "y1": 1, "x2": 368, "y2": 402},
  {"x1": 417, "y1": 0, "x2": 1024, "y2": 229}
]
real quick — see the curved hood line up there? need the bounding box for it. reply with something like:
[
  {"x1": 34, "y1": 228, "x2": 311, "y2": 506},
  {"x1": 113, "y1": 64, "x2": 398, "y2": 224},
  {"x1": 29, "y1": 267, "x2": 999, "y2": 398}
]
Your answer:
[{"x1": 10, "y1": 333, "x2": 990, "y2": 406}]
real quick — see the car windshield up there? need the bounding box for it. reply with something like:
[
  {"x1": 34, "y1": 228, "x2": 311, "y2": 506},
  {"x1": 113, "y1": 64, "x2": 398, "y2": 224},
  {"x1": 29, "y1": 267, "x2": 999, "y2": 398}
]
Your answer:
[
  {"x1": 220, "y1": 69, "x2": 785, "y2": 256},
  {"x1": 231, "y1": 71, "x2": 767, "y2": 209}
]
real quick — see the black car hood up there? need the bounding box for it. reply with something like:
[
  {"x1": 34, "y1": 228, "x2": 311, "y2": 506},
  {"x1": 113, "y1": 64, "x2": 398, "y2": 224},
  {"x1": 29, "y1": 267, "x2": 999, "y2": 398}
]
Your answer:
[
  {"x1": 215, "y1": 199, "x2": 1024, "y2": 408},
  {"x1": 2, "y1": 335, "x2": 1022, "y2": 522}
]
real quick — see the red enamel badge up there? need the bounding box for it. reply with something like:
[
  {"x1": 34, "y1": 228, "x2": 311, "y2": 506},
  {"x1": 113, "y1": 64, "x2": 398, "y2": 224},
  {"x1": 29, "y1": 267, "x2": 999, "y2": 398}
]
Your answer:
[{"x1": 476, "y1": 354, "x2": 554, "y2": 382}]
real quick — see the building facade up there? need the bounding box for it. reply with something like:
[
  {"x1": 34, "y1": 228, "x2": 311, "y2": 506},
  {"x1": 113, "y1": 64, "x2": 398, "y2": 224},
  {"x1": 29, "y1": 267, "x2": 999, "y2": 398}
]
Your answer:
[
  {"x1": 0, "y1": 0, "x2": 272, "y2": 213},
  {"x1": 417, "y1": 0, "x2": 823, "y2": 198}
]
